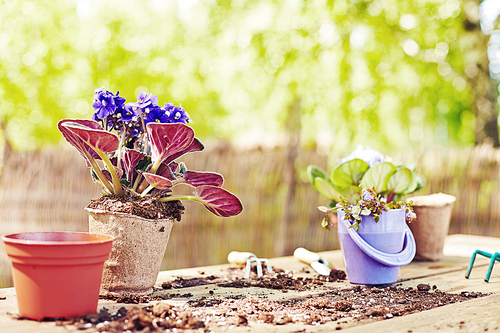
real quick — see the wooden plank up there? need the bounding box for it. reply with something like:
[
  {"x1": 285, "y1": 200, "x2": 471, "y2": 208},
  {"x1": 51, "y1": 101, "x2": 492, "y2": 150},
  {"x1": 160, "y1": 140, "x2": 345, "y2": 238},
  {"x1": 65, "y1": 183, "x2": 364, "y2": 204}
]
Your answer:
[
  {"x1": 340, "y1": 293, "x2": 500, "y2": 333},
  {"x1": 0, "y1": 234, "x2": 499, "y2": 333},
  {"x1": 444, "y1": 234, "x2": 500, "y2": 257}
]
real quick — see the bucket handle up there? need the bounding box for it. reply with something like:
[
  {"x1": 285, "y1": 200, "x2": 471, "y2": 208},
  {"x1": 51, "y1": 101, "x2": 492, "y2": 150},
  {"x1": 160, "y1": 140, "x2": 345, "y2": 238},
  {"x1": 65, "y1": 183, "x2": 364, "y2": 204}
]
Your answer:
[{"x1": 342, "y1": 217, "x2": 416, "y2": 267}]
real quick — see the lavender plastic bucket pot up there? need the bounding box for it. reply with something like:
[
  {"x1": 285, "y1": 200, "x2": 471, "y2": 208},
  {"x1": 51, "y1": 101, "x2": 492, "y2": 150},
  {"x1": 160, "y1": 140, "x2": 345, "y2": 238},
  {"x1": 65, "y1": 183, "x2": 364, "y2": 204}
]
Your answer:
[{"x1": 337, "y1": 209, "x2": 416, "y2": 285}]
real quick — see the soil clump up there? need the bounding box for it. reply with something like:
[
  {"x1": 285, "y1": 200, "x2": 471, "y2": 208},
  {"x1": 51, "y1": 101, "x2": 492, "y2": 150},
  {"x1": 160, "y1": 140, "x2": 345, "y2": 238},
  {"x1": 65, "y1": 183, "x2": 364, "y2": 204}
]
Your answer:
[{"x1": 87, "y1": 195, "x2": 184, "y2": 221}]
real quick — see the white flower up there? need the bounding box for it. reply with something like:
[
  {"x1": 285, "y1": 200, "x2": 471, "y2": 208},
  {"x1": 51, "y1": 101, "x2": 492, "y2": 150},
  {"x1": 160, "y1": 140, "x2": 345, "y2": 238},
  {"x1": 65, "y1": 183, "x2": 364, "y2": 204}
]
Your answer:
[{"x1": 339, "y1": 145, "x2": 392, "y2": 167}]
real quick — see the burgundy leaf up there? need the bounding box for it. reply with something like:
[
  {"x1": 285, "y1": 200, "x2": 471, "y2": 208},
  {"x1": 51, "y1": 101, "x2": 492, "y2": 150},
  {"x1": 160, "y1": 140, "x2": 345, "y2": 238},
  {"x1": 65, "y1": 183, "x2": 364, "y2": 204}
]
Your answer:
[
  {"x1": 169, "y1": 162, "x2": 179, "y2": 174},
  {"x1": 101, "y1": 170, "x2": 113, "y2": 183},
  {"x1": 58, "y1": 119, "x2": 103, "y2": 166},
  {"x1": 164, "y1": 137, "x2": 205, "y2": 165},
  {"x1": 155, "y1": 188, "x2": 173, "y2": 196},
  {"x1": 99, "y1": 167, "x2": 123, "y2": 183},
  {"x1": 147, "y1": 123, "x2": 195, "y2": 165},
  {"x1": 142, "y1": 172, "x2": 173, "y2": 189},
  {"x1": 61, "y1": 121, "x2": 119, "y2": 153},
  {"x1": 156, "y1": 162, "x2": 177, "y2": 181},
  {"x1": 114, "y1": 166, "x2": 123, "y2": 180},
  {"x1": 194, "y1": 185, "x2": 243, "y2": 217},
  {"x1": 183, "y1": 171, "x2": 224, "y2": 187},
  {"x1": 123, "y1": 148, "x2": 146, "y2": 183}
]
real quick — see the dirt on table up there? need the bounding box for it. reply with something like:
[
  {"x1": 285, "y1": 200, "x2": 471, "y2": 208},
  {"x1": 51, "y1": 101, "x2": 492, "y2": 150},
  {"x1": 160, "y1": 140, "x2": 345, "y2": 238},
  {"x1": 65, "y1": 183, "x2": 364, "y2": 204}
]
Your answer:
[
  {"x1": 87, "y1": 195, "x2": 185, "y2": 221},
  {"x1": 54, "y1": 266, "x2": 487, "y2": 332}
]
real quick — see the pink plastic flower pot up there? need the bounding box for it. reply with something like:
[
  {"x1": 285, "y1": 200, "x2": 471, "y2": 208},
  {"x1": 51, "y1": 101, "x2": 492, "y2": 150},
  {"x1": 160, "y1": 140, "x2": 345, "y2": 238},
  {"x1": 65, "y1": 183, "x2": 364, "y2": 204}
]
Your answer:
[
  {"x1": 3, "y1": 232, "x2": 114, "y2": 320},
  {"x1": 337, "y1": 209, "x2": 416, "y2": 285}
]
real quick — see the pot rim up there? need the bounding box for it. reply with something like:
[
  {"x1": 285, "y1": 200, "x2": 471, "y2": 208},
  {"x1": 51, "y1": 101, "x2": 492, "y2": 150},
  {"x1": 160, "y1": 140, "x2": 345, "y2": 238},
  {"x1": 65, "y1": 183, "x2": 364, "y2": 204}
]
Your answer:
[
  {"x1": 85, "y1": 207, "x2": 178, "y2": 222},
  {"x1": 337, "y1": 208, "x2": 404, "y2": 213},
  {"x1": 2, "y1": 231, "x2": 114, "y2": 245}
]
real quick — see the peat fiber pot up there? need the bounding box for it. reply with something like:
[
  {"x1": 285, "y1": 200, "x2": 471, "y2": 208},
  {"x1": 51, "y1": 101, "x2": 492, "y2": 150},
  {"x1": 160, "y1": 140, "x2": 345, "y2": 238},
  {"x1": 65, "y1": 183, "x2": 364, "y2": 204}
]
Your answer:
[
  {"x1": 337, "y1": 209, "x2": 416, "y2": 285},
  {"x1": 87, "y1": 208, "x2": 175, "y2": 296},
  {"x1": 2, "y1": 232, "x2": 114, "y2": 320},
  {"x1": 408, "y1": 193, "x2": 456, "y2": 261}
]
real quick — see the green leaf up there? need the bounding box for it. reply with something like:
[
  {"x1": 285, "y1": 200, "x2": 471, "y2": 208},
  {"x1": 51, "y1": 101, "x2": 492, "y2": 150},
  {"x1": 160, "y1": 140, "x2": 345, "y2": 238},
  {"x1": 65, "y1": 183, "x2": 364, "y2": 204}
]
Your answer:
[
  {"x1": 135, "y1": 156, "x2": 151, "y2": 173},
  {"x1": 338, "y1": 185, "x2": 362, "y2": 203},
  {"x1": 360, "y1": 162, "x2": 396, "y2": 193},
  {"x1": 332, "y1": 159, "x2": 370, "y2": 188},
  {"x1": 318, "y1": 206, "x2": 329, "y2": 213},
  {"x1": 348, "y1": 221, "x2": 360, "y2": 231},
  {"x1": 327, "y1": 201, "x2": 337, "y2": 209},
  {"x1": 387, "y1": 167, "x2": 415, "y2": 194},
  {"x1": 307, "y1": 165, "x2": 339, "y2": 196},
  {"x1": 412, "y1": 174, "x2": 427, "y2": 193},
  {"x1": 361, "y1": 208, "x2": 371, "y2": 216},
  {"x1": 321, "y1": 218, "x2": 329, "y2": 230},
  {"x1": 307, "y1": 165, "x2": 331, "y2": 187},
  {"x1": 315, "y1": 177, "x2": 342, "y2": 201}
]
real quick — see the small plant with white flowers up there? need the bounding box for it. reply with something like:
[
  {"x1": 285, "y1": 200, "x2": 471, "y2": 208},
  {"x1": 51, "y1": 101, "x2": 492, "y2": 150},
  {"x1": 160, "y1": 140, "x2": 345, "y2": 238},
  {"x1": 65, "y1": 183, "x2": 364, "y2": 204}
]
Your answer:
[{"x1": 309, "y1": 145, "x2": 423, "y2": 230}]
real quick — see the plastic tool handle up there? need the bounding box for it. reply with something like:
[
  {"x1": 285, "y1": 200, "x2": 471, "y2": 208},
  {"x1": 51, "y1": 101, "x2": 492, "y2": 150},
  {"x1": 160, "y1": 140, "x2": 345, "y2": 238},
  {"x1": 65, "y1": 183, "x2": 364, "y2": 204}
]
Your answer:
[
  {"x1": 294, "y1": 247, "x2": 321, "y2": 264},
  {"x1": 228, "y1": 251, "x2": 255, "y2": 264}
]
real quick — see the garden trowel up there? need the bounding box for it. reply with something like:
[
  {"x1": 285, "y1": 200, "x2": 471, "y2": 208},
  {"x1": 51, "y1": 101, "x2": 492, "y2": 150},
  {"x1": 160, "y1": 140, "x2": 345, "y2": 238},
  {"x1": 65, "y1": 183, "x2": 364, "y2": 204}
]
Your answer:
[{"x1": 294, "y1": 247, "x2": 332, "y2": 276}]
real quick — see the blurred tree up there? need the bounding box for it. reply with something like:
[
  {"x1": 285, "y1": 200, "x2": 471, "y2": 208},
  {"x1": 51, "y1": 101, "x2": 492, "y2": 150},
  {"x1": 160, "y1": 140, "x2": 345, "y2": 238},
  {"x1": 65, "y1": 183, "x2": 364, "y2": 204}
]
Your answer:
[
  {"x1": 462, "y1": 0, "x2": 500, "y2": 147},
  {"x1": 0, "y1": 0, "x2": 497, "y2": 153}
]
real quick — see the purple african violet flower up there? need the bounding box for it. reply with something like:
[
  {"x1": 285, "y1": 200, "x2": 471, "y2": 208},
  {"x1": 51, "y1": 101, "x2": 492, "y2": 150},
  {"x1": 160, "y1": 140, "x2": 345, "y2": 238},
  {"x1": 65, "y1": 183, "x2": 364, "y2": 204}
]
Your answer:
[
  {"x1": 118, "y1": 104, "x2": 139, "y2": 122},
  {"x1": 128, "y1": 91, "x2": 159, "y2": 109},
  {"x1": 164, "y1": 101, "x2": 191, "y2": 124},
  {"x1": 340, "y1": 145, "x2": 392, "y2": 167},
  {"x1": 145, "y1": 105, "x2": 170, "y2": 124},
  {"x1": 92, "y1": 87, "x2": 125, "y2": 120},
  {"x1": 114, "y1": 92, "x2": 126, "y2": 108},
  {"x1": 107, "y1": 104, "x2": 141, "y2": 132}
]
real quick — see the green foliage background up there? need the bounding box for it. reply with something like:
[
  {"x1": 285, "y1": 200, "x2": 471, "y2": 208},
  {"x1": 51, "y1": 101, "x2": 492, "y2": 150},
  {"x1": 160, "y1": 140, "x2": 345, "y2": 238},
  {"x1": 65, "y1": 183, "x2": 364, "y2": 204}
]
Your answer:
[{"x1": 0, "y1": 0, "x2": 489, "y2": 153}]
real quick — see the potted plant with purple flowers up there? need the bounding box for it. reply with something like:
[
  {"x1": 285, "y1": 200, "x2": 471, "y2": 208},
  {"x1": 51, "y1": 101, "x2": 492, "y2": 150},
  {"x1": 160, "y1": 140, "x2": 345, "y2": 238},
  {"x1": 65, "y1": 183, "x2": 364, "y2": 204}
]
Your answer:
[
  {"x1": 307, "y1": 146, "x2": 424, "y2": 284},
  {"x1": 58, "y1": 87, "x2": 243, "y2": 295}
]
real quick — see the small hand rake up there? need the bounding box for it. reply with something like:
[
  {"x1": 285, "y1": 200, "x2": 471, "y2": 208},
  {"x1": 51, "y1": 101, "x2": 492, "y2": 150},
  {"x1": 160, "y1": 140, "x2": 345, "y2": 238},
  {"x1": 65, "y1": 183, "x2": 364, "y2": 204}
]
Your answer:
[
  {"x1": 227, "y1": 251, "x2": 274, "y2": 279},
  {"x1": 465, "y1": 249, "x2": 500, "y2": 282}
]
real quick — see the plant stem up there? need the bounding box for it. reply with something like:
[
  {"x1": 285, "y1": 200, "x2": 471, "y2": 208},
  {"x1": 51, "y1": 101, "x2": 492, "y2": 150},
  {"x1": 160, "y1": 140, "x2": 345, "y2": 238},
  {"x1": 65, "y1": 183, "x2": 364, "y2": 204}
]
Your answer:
[
  {"x1": 140, "y1": 184, "x2": 154, "y2": 197},
  {"x1": 139, "y1": 114, "x2": 147, "y2": 152},
  {"x1": 132, "y1": 171, "x2": 142, "y2": 192},
  {"x1": 159, "y1": 195, "x2": 199, "y2": 203},
  {"x1": 137, "y1": 178, "x2": 148, "y2": 193},
  {"x1": 386, "y1": 191, "x2": 395, "y2": 203},
  {"x1": 135, "y1": 114, "x2": 152, "y2": 193},
  {"x1": 84, "y1": 151, "x2": 114, "y2": 194},
  {"x1": 116, "y1": 130, "x2": 126, "y2": 173},
  {"x1": 94, "y1": 149, "x2": 123, "y2": 195}
]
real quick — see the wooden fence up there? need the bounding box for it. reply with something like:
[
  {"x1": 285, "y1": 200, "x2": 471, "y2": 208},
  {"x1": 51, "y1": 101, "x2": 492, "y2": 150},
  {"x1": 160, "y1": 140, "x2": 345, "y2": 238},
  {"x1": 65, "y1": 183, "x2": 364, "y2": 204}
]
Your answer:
[{"x1": 1, "y1": 142, "x2": 499, "y2": 287}]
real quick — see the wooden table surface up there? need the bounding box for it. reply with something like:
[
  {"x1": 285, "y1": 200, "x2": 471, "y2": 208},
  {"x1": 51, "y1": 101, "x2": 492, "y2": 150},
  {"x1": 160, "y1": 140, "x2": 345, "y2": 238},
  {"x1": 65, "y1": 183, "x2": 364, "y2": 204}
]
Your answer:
[{"x1": 1, "y1": 234, "x2": 500, "y2": 332}]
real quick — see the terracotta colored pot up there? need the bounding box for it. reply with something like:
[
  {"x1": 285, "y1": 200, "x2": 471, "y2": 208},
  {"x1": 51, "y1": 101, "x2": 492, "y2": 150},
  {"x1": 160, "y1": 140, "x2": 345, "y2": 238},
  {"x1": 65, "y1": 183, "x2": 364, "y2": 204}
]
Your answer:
[
  {"x1": 87, "y1": 208, "x2": 176, "y2": 296},
  {"x1": 2, "y1": 232, "x2": 114, "y2": 320},
  {"x1": 408, "y1": 193, "x2": 456, "y2": 261}
]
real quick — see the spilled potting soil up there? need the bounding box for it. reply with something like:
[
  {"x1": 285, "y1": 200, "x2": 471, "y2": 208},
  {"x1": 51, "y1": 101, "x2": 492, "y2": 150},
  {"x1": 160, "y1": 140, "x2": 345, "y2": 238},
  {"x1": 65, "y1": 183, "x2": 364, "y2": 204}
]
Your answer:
[{"x1": 51, "y1": 266, "x2": 487, "y2": 332}]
